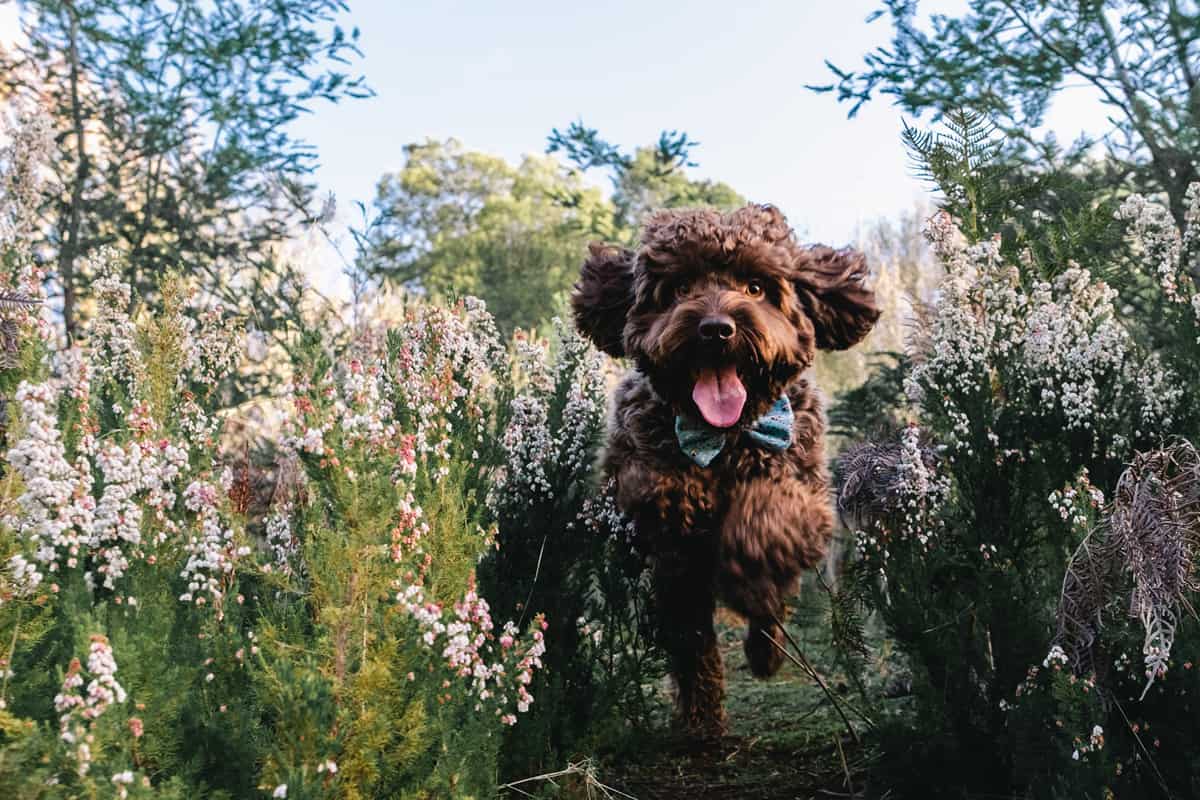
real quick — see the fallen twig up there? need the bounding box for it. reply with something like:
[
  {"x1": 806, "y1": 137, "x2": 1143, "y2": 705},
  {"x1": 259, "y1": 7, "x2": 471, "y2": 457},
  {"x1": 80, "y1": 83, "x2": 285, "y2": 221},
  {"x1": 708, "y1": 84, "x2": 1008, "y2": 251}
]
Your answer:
[
  {"x1": 773, "y1": 614, "x2": 875, "y2": 728},
  {"x1": 765, "y1": 615, "x2": 863, "y2": 744},
  {"x1": 1112, "y1": 698, "x2": 1171, "y2": 797},
  {"x1": 498, "y1": 758, "x2": 639, "y2": 800},
  {"x1": 834, "y1": 732, "x2": 856, "y2": 799}
]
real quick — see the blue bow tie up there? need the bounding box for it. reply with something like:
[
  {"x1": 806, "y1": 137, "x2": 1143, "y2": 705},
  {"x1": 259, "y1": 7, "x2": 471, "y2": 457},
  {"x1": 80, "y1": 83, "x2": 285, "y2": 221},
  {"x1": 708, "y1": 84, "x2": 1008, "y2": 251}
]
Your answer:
[{"x1": 675, "y1": 394, "x2": 794, "y2": 467}]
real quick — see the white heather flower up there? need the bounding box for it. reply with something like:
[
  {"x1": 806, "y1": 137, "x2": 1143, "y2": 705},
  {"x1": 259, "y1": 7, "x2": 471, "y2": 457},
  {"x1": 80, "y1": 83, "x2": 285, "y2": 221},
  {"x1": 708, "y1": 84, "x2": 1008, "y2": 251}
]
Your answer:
[
  {"x1": 179, "y1": 480, "x2": 243, "y2": 616},
  {"x1": 911, "y1": 213, "x2": 1183, "y2": 460},
  {"x1": 490, "y1": 321, "x2": 606, "y2": 517},
  {"x1": 1121, "y1": 184, "x2": 1200, "y2": 331},
  {"x1": 1043, "y1": 645, "x2": 1069, "y2": 669},
  {"x1": 300, "y1": 427, "x2": 325, "y2": 455},
  {"x1": 90, "y1": 265, "x2": 145, "y2": 396},
  {"x1": 55, "y1": 636, "x2": 127, "y2": 774},
  {"x1": 5, "y1": 381, "x2": 95, "y2": 595},
  {"x1": 273, "y1": 785, "x2": 288, "y2": 798},
  {"x1": 396, "y1": 581, "x2": 547, "y2": 725},
  {"x1": 1183, "y1": 183, "x2": 1200, "y2": 279},
  {"x1": 181, "y1": 305, "x2": 241, "y2": 388},
  {"x1": 1117, "y1": 192, "x2": 1184, "y2": 301},
  {"x1": 265, "y1": 507, "x2": 299, "y2": 576},
  {"x1": 0, "y1": 103, "x2": 55, "y2": 267}
]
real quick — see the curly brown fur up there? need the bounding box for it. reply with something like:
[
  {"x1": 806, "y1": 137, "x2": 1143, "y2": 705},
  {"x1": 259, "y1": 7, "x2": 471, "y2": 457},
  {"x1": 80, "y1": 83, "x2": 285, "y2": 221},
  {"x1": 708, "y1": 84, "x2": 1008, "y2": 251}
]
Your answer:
[
  {"x1": 573, "y1": 204, "x2": 880, "y2": 736},
  {"x1": 572, "y1": 242, "x2": 636, "y2": 358}
]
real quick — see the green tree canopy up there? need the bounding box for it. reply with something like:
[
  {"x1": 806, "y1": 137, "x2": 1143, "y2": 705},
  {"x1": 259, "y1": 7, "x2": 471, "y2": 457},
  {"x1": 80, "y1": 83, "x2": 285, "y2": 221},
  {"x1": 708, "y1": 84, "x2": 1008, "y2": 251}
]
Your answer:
[
  {"x1": 358, "y1": 139, "x2": 612, "y2": 334},
  {"x1": 359, "y1": 133, "x2": 746, "y2": 333},
  {"x1": 1, "y1": 0, "x2": 369, "y2": 336},
  {"x1": 816, "y1": 1, "x2": 1199, "y2": 229}
]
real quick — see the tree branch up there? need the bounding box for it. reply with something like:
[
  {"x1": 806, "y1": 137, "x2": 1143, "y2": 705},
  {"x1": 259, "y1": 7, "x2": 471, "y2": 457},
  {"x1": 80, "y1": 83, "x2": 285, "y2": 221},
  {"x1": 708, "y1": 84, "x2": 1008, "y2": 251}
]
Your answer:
[{"x1": 58, "y1": 0, "x2": 88, "y2": 340}]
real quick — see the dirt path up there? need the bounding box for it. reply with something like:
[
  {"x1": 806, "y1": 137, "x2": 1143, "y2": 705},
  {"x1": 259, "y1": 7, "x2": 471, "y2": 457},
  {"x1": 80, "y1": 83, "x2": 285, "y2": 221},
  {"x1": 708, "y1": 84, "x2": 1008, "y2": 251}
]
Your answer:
[{"x1": 600, "y1": 617, "x2": 877, "y2": 800}]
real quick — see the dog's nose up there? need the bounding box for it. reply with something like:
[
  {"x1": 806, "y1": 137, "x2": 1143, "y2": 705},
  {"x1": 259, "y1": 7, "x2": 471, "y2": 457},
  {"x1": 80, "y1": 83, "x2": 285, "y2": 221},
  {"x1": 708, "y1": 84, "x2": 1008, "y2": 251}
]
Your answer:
[{"x1": 698, "y1": 315, "x2": 736, "y2": 342}]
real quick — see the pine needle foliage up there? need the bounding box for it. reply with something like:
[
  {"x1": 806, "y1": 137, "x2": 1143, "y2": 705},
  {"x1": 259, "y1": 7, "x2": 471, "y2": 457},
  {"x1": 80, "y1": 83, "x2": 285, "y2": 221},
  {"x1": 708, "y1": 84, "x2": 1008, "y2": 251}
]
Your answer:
[
  {"x1": 902, "y1": 109, "x2": 1129, "y2": 284},
  {"x1": 902, "y1": 109, "x2": 1005, "y2": 244}
]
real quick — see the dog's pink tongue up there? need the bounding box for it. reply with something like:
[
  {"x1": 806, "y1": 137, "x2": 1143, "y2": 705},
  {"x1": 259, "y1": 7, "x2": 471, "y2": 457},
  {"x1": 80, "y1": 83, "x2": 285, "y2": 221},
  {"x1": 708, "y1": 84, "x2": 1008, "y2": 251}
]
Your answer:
[{"x1": 692, "y1": 365, "x2": 746, "y2": 428}]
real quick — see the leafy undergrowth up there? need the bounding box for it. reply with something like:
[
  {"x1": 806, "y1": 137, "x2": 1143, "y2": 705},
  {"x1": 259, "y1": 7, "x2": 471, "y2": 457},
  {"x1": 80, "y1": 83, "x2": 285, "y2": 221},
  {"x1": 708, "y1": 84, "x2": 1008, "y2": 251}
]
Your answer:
[{"x1": 503, "y1": 575, "x2": 912, "y2": 800}]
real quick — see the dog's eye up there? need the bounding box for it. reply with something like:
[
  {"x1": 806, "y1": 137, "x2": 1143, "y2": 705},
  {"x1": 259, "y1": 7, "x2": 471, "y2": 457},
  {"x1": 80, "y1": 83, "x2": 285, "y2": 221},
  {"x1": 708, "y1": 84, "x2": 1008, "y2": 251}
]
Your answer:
[
  {"x1": 745, "y1": 280, "x2": 764, "y2": 298},
  {"x1": 674, "y1": 281, "x2": 690, "y2": 299}
]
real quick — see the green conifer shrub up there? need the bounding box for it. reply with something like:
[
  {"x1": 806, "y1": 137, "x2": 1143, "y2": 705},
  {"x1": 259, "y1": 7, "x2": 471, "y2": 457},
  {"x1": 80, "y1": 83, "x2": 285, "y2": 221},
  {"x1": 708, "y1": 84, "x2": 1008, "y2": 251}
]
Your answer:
[{"x1": 834, "y1": 111, "x2": 1200, "y2": 797}]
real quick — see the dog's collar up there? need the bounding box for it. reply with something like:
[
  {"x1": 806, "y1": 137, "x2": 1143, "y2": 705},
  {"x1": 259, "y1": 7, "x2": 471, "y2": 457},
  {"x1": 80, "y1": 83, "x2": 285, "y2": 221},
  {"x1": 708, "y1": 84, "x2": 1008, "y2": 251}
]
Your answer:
[{"x1": 674, "y1": 394, "x2": 793, "y2": 467}]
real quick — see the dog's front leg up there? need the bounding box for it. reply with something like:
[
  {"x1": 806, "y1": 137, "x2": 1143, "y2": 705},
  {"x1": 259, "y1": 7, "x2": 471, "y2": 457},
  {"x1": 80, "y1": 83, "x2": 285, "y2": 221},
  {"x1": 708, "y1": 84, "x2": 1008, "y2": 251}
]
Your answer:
[
  {"x1": 614, "y1": 462, "x2": 726, "y2": 736},
  {"x1": 650, "y1": 532, "x2": 725, "y2": 737},
  {"x1": 717, "y1": 476, "x2": 832, "y2": 678}
]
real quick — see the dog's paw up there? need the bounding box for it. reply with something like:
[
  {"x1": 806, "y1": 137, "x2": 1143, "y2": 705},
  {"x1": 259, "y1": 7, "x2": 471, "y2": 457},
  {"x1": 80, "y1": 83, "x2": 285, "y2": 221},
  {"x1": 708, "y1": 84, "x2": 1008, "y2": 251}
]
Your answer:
[
  {"x1": 673, "y1": 706, "x2": 728, "y2": 741},
  {"x1": 744, "y1": 624, "x2": 786, "y2": 679}
]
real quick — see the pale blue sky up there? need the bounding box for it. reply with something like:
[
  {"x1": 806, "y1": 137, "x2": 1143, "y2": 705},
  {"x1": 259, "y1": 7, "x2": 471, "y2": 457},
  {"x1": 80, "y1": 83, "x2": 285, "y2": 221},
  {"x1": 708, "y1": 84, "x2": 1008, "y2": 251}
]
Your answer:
[
  {"x1": 296, "y1": 0, "x2": 960, "y2": 250},
  {"x1": 292, "y1": 0, "x2": 1110, "y2": 265},
  {"x1": 0, "y1": 1, "x2": 1113, "y2": 297}
]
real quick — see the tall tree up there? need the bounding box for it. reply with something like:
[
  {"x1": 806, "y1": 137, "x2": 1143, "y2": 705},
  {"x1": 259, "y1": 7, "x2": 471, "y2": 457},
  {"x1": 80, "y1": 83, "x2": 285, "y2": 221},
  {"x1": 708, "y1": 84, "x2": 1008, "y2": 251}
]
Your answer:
[
  {"x1": 358, "y1": 139, "x2": 613, "y2": 334},
  {"x1": 814, "y1": 1, "x2": 1200, "y2": 229},
  {"x1": 1, "y1": 0, "x2": 369, "y2": 337},
  {"x1": 359, "y1": 134, "x2": 745, "y2": 333}
]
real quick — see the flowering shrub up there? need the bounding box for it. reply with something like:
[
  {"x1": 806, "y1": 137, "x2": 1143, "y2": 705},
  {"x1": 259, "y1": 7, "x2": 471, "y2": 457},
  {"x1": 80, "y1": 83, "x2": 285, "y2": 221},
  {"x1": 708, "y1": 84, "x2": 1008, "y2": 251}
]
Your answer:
[
  {"x1": 479, "y1": 318, "x2": 663, "y2": 773},
  {"x1": 908, "y1": 213, "x2": 1180, "y2": 458},
  {"x1": 0, "y1": 102, "x2": 656, "y2": 796},
  {"x1": 252, "y1": 297, "x2": 556, "y2": 797},
  {"x1": 1116, "y1": 185, "x2": 1200, "y2": 314},
  {"x1": 836, "y1": 183, "x2": 1200, "y2": 797},
  {"x1": 0, "y1": 262, "x2": 572, "y2": 798},
  {"x1": 0, "y1": 244, "x2": 253, "y2": 795}
]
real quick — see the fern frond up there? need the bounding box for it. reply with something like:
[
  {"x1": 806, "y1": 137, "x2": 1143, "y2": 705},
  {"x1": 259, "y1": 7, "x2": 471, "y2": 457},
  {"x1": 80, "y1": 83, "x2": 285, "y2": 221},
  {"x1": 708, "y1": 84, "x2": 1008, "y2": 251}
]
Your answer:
[
  {"x1": 1054, "y1": 439, "x2": 1200, "y2": 695},
  {"x1": 0, "y1": 291, "x2": 40, "y2": 312}
]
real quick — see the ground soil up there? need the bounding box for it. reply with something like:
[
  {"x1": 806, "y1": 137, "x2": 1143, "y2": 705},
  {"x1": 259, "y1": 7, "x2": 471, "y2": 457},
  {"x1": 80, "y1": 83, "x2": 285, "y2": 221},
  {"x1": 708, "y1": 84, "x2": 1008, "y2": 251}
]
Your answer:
[{"x1": 595, "y1": 611, "x2": 889, "y2": 800}]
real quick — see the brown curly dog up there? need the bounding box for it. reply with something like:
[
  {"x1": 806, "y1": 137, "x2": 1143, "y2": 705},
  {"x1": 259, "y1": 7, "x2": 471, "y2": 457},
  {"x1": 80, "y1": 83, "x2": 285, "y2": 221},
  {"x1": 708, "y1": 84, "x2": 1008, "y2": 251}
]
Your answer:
[{"x1": 571, "y1": 204, "x2": 879, "y2": 736}]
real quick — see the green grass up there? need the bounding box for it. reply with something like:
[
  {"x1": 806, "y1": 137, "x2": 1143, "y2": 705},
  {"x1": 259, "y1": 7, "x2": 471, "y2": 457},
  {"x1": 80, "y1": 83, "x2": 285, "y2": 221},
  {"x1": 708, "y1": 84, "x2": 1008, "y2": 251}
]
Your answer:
[{"x1": 502, "y1": 565, "x2": 914, "y2": 799}]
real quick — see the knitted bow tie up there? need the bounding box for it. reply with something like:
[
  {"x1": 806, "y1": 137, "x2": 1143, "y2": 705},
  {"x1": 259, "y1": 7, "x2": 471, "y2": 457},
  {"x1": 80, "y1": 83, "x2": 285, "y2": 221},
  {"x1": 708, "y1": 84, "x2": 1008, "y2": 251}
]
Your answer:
[{"x1": 674, "y1": 394, "x2": 794, "y2": 467}]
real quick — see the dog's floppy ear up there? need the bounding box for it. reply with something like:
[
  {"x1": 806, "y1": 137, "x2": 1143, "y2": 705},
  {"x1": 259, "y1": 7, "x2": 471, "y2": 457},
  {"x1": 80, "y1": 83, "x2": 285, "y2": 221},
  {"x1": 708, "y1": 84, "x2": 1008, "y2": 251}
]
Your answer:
[
  {"x1": 793, "y1": 245, "x2": 880, "y2": 350},
  {"x1": 572, "y1": 242, "x2": 636, "y2": 357}
]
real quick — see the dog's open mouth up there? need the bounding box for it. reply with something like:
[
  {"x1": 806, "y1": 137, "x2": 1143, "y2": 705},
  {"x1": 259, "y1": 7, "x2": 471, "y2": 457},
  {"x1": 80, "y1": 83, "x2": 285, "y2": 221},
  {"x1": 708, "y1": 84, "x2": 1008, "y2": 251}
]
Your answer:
[{"x1": 692, "y1": 364, "x2": 747, "y2": 428}]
